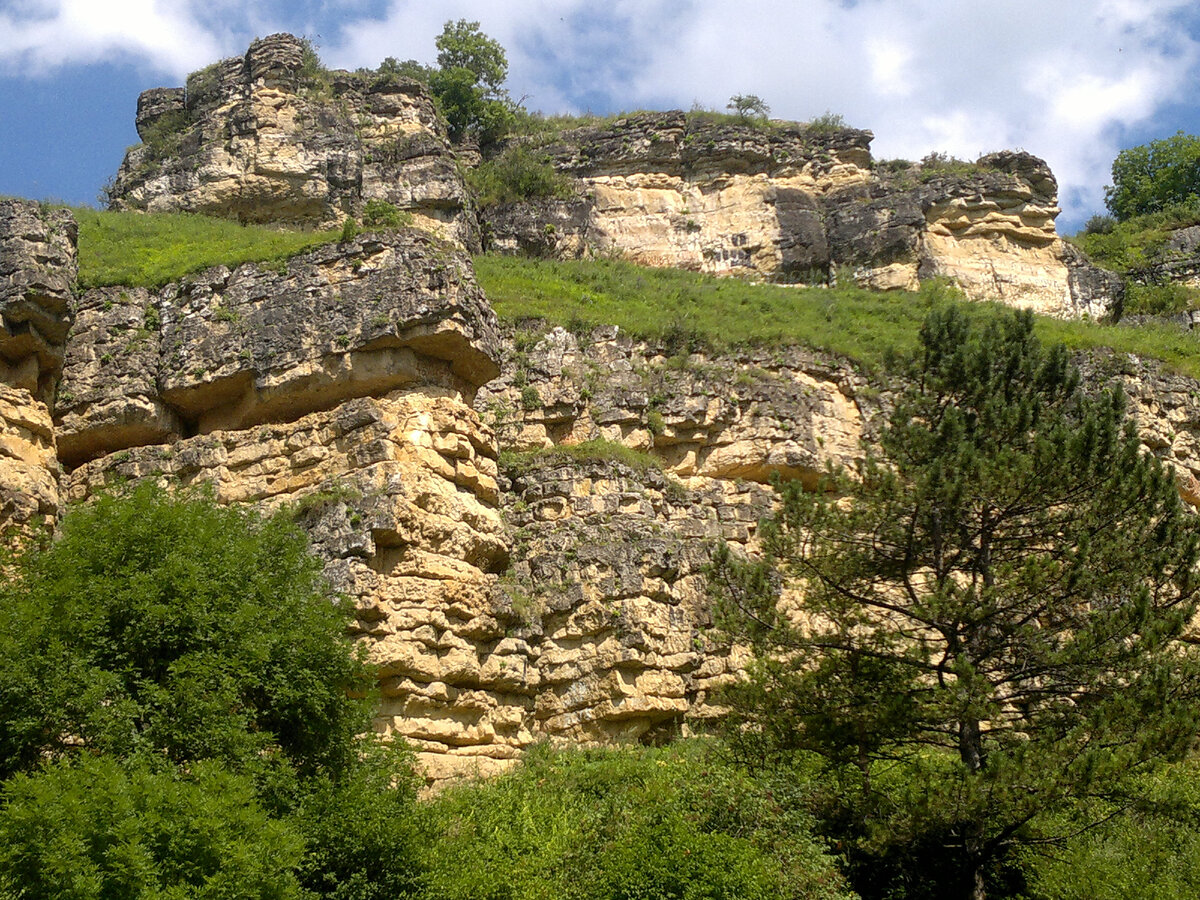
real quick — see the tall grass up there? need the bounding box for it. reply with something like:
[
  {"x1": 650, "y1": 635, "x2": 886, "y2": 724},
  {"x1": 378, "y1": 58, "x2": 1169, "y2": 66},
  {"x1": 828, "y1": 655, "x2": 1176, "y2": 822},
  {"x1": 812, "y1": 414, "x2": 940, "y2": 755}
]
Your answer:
[
  {"x1": 73, "y1": 208, "x2": 339, "y2": 290},
  {"x1": 473, "y1": 254, "x2": 1200, "y2": 379}
]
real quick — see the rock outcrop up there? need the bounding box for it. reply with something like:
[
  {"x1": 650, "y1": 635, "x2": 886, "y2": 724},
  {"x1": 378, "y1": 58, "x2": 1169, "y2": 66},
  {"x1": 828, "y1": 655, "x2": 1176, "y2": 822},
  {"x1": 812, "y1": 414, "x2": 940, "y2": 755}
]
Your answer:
[
  {"x1": 0, "y1": 200, "x2": 75, "y2": 533},
  {"x1": 482, "y1": 116, "x2": 1120, "y2": 318},
  {"x1": 0, "y1": 40, "x2": 1180, "y2": 781},
  {"x1": 57, "y1": 230, "x2": 498, "y2": 467},
  {"x1": 108, "y1": 34, "x2": 477, "y2": 248}
]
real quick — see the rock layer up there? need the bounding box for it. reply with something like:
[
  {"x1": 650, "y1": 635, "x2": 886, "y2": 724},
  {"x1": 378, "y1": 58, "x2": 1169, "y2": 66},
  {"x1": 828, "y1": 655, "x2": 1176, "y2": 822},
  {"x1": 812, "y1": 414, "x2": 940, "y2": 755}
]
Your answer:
[
  {"x1": 57, "y1": 230, "x2": 499, "y2": 467},
  {"x1": 108, "y1": 34, "x2": 477, "y2": 248},
  {"x1": 0, "y1": 200, "x2": 75, "y2": 533},
  {"x1": 483, "y1": 117, "x2": 1119, "y2": 318}
]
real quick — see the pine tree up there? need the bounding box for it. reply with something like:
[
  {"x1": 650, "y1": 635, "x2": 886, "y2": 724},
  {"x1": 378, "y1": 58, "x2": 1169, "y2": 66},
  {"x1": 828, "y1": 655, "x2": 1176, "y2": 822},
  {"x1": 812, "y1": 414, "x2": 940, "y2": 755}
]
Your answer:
[{"x1": 713, "y1": 307, "x2": 1200, "y2": 900}]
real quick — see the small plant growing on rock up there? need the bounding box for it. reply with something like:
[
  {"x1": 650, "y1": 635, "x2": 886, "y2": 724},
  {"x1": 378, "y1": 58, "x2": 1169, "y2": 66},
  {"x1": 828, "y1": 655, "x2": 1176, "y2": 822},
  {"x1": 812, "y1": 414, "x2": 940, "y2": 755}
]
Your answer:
[{"x1": 726, "y1": 93, "x2": 770, "y2": 123}]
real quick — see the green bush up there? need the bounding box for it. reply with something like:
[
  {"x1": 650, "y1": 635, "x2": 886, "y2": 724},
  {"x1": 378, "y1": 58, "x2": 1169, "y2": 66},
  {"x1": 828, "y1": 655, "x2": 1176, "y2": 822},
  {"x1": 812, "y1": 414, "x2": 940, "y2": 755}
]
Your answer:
[
  {"x1": 0, "y1": 483, "x2": 371, "y2": 781},
  {"x1": 0, "y1": 755, "x2": 303, "y2": 900},
  {"x1": 362, "y1": 199, "x2": 413, "y2": 230},
  {"x1": 418, "y1": 742, "x2": 854, "y2": 900},
  {"x1": 468, "y1": 144, "x2": 574, "y2": 208},
  {"x1": 292, "y1": 742, "x2": 424, "y2": 900},
  {"x1": 1124, "y1": 279, "x2": 1200, "y2": 315}
]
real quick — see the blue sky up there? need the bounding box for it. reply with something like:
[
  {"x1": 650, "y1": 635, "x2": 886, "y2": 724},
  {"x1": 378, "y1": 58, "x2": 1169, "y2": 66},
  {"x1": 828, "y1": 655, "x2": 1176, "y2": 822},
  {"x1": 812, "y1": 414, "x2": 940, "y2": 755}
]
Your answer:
[{"x1": 3, "y1": 0, "x2": 1200, "y2": 232}]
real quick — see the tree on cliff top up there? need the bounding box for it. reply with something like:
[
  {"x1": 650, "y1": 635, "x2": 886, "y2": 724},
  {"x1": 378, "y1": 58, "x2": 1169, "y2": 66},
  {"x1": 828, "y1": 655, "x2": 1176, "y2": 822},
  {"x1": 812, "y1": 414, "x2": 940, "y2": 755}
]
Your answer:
[
  {"x1": 713, "y1": 306, "x2": 1200, "y2": 900},
  {"x1": 431, "y1": 19, "x2": 513, "y2": 145},
  {"x1": 1105, "y1": 131, "x2": 1200, "y2": 220}
]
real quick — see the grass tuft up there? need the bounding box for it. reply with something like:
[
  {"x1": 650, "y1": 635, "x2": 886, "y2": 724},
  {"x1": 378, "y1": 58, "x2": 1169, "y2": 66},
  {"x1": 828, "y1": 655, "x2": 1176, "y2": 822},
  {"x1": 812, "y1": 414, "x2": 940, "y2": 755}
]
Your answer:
[{"x1": 501, "y1": 438, "x2": 664, "y2": 476}]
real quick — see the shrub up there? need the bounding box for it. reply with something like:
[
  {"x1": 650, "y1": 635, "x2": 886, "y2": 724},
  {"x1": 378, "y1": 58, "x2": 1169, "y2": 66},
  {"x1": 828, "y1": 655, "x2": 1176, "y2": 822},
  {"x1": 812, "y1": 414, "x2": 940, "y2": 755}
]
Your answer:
[
  {"x1": 0, "y1": 755, "x2": 303, "y2": 900},
  {"x1": 362, "y1": 199, "x2": 413, "y2": 230},
  {"x1": 419, "y1": 742, "x2": 854, "y2": 900},
  {"x1": 468, "y1": 144, "x2": 573, "y2": 208},
  {"x1": 0, "y1": 483, "x2": 372, "y2": 781},
  {"x1": 805, "y1": 110, "x2": 848, "y2": 132},
  {"x1": 1124, "y1": 279, "x2": 1200, "y2": 316}
]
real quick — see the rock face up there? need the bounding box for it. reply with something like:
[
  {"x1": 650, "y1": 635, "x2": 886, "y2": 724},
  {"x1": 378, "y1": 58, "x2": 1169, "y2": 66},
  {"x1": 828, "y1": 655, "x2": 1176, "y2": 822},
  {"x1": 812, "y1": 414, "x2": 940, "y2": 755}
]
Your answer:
[
  {"x1": 108, "y1": 34, "x2": 477, "y2": 248},
  {"x1": 57, "y1": 230, "x2": 499, "y2": 468},
  {"x1": 483, "y1": 117, "x2": 1119, "y2": 318},
  {"x1": 477, "y1": 324, "x2": 873, "y2": 487},
  {"x1": 0, "y1": 48, "x2": 1178, "y2": 781},
  {"x1": 0, "y1": 200, "x2": 75, "y2": 533}
]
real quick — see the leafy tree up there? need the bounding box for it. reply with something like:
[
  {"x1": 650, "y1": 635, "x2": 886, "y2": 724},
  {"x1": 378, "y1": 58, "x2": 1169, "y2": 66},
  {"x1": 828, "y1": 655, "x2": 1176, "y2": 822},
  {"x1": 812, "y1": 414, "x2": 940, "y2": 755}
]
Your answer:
[
  {"x1": 429, "y1": 19, "x2": 513, "y2": 144},
  {"x1": 713, "y1": 306, "x2": 1200, "y2": 899},
  {"x1": 0, "y1": 483, "x2": 372, "y2": 782},
  {"x1": 435, "y1": 19, "x2": 508, "y2": 94},
  {"x1": 727, "y1": 93, "x2": 770, "y2": 122},
  {"x1": 1105, "y1": 131, "x2": 1200, "y2": 220},
  {"x1": 0, "y1": 755, "x2": 303, "y2": 900}
]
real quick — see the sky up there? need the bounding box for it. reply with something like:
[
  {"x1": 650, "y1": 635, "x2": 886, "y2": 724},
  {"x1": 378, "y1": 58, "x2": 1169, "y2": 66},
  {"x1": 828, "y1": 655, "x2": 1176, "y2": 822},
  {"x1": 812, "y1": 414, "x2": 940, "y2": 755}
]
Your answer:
[{"x1": 2, "y1": 0, "x2": 1200, "y2": 233}]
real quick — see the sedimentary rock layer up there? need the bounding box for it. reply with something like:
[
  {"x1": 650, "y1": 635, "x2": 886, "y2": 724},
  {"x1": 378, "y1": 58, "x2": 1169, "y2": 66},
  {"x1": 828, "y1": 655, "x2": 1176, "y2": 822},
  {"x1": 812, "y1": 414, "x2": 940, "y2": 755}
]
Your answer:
[
  {"x1": 483, "y1": 118, "x2": 1121, "y2": 318},
  {"x1": 57, "y1": 230, "x2": 500, "y2": 467},
  {"x1": 108, "y1": 33, "x2": 477, "y2": 247}
]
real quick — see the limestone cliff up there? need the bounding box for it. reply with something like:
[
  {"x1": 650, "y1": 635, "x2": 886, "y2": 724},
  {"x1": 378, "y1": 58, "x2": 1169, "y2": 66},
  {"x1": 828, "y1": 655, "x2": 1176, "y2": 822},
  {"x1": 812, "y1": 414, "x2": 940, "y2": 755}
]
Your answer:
[
  {"x1": 482, "y1": 114, "x2": 1120, "y2": 318},
  {"x1": 0, "y1": 200, "x2": 75, "y2": 533},
  {"x1": 0, "y1": 37, "x2": 1189, "y2": 782},
  {"x1": 108, "y1": 34, "x2": 477, "y2": 248}
]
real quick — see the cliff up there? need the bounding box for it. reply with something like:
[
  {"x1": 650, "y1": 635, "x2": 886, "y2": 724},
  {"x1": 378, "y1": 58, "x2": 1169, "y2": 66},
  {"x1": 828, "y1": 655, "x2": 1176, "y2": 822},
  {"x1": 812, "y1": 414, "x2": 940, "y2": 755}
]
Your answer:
[
  {"x1": 3, "y1": 34, "x2": 1192, "y2": 782},
  {"x1": 108, "y1": 34, "x2": 478, "y2": 248},
  {"x1": 482, "y1": 113, "x2": 1121, "y2": 318}
]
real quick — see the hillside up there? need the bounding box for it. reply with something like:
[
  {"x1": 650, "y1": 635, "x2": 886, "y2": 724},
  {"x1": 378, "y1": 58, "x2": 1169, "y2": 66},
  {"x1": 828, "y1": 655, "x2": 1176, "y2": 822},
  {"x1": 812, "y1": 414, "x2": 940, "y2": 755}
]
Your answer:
[{"x1": 5, "y1": 29, "x2": 1200, "y2": 900}]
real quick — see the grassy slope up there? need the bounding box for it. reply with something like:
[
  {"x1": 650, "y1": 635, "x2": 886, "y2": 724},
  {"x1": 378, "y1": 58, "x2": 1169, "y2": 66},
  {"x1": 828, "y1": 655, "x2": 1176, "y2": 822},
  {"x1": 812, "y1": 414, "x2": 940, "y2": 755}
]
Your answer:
[
  {"x1": 68, "y1": 210, "x2": 1200, "y2": 380},
  {"x1": 474, "y1": 254, "x2": 1200, "y2": 379},
  {"x1": 73, "y1": 208, "x2": 339, "y2": 290}
]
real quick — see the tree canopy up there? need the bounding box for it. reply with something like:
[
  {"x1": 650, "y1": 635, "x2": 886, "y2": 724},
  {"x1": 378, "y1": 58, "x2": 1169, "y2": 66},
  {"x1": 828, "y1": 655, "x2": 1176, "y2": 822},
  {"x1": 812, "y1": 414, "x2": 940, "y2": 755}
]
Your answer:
[
  {"x1": 714, "y1": 306, "x2": 1200, "y2": 900},
  {"x1": 0, "y1": 483, "x2": 372, "y2": 783},
  {"x1": 1105, "y1": 131, "x2": 1200, "y2": 221}
]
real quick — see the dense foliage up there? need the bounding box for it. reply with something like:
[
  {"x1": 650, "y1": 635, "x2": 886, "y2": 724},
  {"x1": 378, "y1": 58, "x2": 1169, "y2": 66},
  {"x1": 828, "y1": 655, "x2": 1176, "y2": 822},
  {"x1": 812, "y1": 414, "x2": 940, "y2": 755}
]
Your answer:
[
  {"x1": 468, "y1": 144, "x2": 574, "y2": 208},
  {"x1": 713, "y1": 307, "x2": 1200, "y2": 899},
  {"x1": 418, "y1": 743, "x2": 854, "y2": 900},
  {"x1": 1105, "y1": 132, "x2": 1200, "y2": 221},
  {"x1": 0, "y1": 756, "x2": 303, "y2": 900},
  {"x1": 0, "y1": 483, "x2": 371, "y2": 782}
]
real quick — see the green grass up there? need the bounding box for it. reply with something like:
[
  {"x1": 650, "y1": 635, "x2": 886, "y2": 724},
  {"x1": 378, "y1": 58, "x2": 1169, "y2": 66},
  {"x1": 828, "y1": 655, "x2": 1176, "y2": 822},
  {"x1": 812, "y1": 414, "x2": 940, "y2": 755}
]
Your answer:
[
  {"x1": 473, "y1": 254, "x2": 1200, "y2": 379},
  {"x1": 500, "y1": 438, "x2": 664, "y2": 476},
  {"x1": 73, "y1": 208, "x2": 340, "y2": 290},
  {"x1": 1072, "y1": 201, "x2": 1200, "y2": 273}
]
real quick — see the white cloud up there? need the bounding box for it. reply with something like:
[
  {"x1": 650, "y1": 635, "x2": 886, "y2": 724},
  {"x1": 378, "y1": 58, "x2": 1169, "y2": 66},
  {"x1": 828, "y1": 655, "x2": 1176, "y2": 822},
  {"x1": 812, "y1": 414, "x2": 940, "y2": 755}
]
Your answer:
[{"x1": 0, "y1": 0, "x2": 229, "y2": 77}]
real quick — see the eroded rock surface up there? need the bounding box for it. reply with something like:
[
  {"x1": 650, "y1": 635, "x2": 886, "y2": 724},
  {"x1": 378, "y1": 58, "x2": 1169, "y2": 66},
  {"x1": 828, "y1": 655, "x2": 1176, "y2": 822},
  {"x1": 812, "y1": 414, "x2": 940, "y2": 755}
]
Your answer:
[
  {"x1": 108, "y1": 34, "x2": 477, "y2": 247},
  {"x1": 477, "y1": 324, "x2": 874, "y2": 487},
  {"x1": 0, "y1": 200, "x2": 75, "y2": 533},
  {"x1": 57, "y1": 230, "x2": 499, "y2": 467},
  {"x1": 483, "y1": 118, "x2": 1119, "y2": 318}
]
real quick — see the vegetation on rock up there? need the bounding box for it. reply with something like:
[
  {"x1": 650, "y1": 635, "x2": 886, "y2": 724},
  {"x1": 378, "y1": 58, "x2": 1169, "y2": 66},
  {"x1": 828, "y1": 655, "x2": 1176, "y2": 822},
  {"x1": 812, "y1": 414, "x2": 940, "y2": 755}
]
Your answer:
[
  {"x1": 467, "y1": 144, "x2": 574, "y2": 208},
  {"x1": 74, "y1": 208, "x2": 339, "y2": 289},
  {"x1": 712, "y1": 307, "x2": 1200, "y2": 899},
  {"x1": 475, "y1": 253, "x2": 1200, "y2": 378}
]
